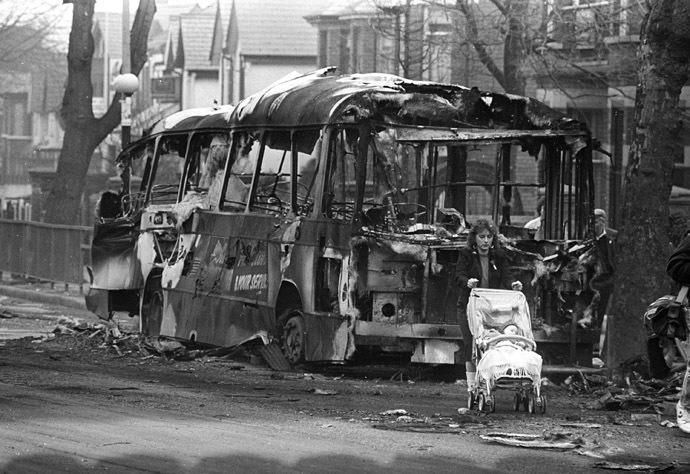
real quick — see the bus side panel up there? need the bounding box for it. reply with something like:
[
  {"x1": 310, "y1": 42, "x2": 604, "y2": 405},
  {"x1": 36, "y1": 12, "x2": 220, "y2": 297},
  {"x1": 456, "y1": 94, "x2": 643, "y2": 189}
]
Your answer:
[
  {"x1": 160, "y1": 212, "x2": 276, "y2": 347},
  {"x1": 163, "y1": 288, "x2": 272, "y2": 346}
]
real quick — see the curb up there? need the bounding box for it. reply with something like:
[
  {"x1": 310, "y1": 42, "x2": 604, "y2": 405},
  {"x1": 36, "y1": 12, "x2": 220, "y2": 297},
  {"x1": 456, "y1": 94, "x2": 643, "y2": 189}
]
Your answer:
[{"x1": 0, "y1": 285, "x2": 88, "y2": 312}]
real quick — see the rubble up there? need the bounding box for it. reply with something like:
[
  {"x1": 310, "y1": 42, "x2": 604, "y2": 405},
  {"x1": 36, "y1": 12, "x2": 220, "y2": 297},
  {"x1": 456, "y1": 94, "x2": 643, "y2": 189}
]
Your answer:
[
  {"x1": 480, "y1": 431, "x2": 586, "y2": 450},
  {"x1": 380, "y1": 409, "x2": 409, "y2": 416},
  {"x1": 592, "y1": 461, "x2": 676, "y2": 471},
  {"x1": 0, "y1": 309, "x2": 19, "y2": 318},
  {"x1": 309, "y1": 388, "x2": 339, "y2": 396}
]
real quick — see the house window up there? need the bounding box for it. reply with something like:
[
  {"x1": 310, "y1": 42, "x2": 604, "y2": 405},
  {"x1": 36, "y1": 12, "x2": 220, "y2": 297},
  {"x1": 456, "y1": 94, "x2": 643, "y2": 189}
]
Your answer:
[
  {"x1": 339, "y1": 28, "x2": 350, "y2": 74},
  {"x1": 425, "y1": 25, "x2": 452, "y2": 83},
  {"x1": 318, "y1": 30, "x2": 328, "y2": 69},
  {"x1": 350, "y1": 26, "x2": 360, "y2": 73},
  {"x1": 553, "y1": 0, "x2": 610, "y2": 49},
  {"x1": 4, "y1": 94, "x2": 31, "y2": 137},
  {"x1": 609, "y1": 0, "x2": 644, "y2": 37}
]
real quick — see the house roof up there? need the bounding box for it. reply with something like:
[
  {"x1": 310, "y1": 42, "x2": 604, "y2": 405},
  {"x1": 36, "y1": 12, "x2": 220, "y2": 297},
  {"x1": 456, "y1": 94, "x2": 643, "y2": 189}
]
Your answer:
[
  {"x1": 93, "y1": 10, "x2": 171, "y2": 59},
  {"x1": 225, "y1": 0, "x2": 327, "y2": 57},
  {"x1": 93, "y1": 12, "x2": 124, "y2": 59},
  {"x1": 304, "y1": 0, "x2": 373, "y2": 20},
  {"x1": 305, "y1": 0, "x2": 438, "y2": 21},
  {"x1": 177, "y1": 4, "x2": 219, "y2": 70}
]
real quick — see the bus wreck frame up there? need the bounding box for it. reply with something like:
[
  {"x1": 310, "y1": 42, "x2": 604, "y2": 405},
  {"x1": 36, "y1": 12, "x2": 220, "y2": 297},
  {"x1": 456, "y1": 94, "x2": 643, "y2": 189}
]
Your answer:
[{"x1": 88, "y1": 68, "x2": 600, "y2": 368}]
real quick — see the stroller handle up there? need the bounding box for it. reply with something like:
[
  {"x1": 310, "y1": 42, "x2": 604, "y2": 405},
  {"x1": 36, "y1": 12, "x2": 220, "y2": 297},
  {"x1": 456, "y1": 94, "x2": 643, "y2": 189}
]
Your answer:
[{"x1": 481, "y1": 334, "x2": 536, "y2": 351}]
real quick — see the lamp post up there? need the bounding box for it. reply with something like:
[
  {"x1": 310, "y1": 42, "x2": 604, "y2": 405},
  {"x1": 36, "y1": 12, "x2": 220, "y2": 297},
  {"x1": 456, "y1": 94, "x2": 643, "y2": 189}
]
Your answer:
[{"x1": 113, "y1": 73, "x2": 139, "y2": 195}]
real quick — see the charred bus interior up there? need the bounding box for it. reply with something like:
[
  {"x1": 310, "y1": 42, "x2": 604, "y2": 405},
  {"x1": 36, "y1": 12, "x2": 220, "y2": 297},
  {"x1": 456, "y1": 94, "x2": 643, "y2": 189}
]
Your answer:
[{"x1": 315, "y1": 119, "x2": 594, "y2": 365}]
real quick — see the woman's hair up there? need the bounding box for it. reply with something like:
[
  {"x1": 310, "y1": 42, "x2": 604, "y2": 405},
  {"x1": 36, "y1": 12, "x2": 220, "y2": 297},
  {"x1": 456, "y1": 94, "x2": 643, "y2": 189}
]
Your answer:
[{"x1": 467, "y1": 219, "x2": 498, "y2": 249}]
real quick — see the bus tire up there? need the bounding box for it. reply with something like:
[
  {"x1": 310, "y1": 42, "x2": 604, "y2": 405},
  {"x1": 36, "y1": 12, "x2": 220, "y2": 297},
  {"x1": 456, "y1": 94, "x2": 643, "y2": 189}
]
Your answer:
[
  {"x1": 141, "y1": 288, "x2": 163, "y2": 337},
  {"x1": 281, "y1": 311, "x2": 306, "y2": 365}
]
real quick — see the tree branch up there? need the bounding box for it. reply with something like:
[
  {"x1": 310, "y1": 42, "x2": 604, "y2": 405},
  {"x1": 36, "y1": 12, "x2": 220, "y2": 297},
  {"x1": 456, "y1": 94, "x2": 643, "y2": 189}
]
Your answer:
[
  {"x1": 130, "y1": 0, "x2": 156, "y2": 74},
  {"x1": 456, "y1": 0, "x2": 507, "y2": 90}
]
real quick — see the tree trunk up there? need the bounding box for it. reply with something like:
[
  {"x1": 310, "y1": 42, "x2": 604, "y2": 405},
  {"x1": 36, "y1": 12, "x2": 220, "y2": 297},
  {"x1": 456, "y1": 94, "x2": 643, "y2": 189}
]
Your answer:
[
  {"x1": 502, "y1": 0, "x2": 527, "y2": 95},
  {"x1": 45, "y1": 0, "x2": 155, "y2": 225},
  {"x1": 608, "y1": 0, "x2": 690, "y2": 373}
]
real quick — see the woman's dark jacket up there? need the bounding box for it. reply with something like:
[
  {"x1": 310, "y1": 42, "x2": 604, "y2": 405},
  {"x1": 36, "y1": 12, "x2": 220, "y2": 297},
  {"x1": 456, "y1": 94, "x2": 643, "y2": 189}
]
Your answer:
[{"x1": 455, "y1": 247, "x2": 516, "y2": 307}]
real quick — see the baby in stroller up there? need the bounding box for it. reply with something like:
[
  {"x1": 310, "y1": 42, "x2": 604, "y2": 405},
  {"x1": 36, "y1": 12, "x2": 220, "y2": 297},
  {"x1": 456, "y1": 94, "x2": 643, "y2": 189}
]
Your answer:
[{"x1": 466, "y1": 288, "x2": 545, "y2": 413}]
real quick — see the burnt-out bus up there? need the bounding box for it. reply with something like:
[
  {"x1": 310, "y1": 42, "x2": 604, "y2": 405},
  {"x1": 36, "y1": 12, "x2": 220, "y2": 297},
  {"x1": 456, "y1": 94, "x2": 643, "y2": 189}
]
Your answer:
[{"x1": 89, "y1": 68, "x2": 600, "y2": 367}]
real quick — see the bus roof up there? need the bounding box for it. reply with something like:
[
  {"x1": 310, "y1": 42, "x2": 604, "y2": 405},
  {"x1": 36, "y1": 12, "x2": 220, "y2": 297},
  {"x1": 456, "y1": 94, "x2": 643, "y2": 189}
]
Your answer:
[
  {"x1": 118, "y1": 106, "x2": 235, "y2": 162},
  {"x1": 149, "y1": 105, "x2": 234, "y2": 135},
  {"x1": 230, "y1": 67, "x2": 587, "y2": 134}
]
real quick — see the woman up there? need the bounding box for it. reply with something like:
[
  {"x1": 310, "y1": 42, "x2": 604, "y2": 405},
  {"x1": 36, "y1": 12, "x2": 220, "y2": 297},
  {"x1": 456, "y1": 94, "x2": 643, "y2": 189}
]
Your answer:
[{"x1": 455, "y1": 219, "x2": 522, "y2": 393}]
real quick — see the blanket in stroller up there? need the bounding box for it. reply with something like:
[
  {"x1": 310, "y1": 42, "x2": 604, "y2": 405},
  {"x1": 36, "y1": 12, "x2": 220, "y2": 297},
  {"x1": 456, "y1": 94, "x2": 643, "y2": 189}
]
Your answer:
[{"x1": 476, "y1": 341, "x2": 543, "y2": 387}]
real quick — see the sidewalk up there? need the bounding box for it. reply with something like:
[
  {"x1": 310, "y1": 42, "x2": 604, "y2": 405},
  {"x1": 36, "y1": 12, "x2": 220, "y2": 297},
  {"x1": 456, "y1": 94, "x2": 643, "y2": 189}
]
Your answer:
[{"x1": 0, "y1": 276, "x2": 88, "y2": 312}]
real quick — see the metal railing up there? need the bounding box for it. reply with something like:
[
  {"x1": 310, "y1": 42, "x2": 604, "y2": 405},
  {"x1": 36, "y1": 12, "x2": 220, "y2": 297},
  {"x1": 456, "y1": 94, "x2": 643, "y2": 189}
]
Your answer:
[{"x1": 0, "y1": 219, "x2": 92, "y2": 289}]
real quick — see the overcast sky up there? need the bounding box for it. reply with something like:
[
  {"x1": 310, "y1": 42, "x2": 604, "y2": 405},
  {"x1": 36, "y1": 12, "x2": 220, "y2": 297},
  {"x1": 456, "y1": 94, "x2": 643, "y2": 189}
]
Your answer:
[
  {"x1": 8, "y1": 0, "x2": 216, "y2": 51},
  {"x1": 93, "y1": 0, "x2": 216, "y2": 13}
]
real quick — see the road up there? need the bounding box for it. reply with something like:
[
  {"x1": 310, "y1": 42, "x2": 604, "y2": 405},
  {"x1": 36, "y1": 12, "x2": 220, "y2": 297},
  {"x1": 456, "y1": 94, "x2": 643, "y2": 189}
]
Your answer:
[{"x1": 0, "y1": 295, "x2": 687, "y2": 473}]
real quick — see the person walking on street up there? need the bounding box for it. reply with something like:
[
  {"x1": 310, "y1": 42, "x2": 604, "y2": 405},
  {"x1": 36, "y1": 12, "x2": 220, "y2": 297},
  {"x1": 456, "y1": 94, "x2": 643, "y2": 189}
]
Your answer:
[
  {"x1": 665, "y1": 232, "x2": 690, "y2": 434},
  {"x1": 455, "y1": 219, "x2": 522, "y2": 395}
]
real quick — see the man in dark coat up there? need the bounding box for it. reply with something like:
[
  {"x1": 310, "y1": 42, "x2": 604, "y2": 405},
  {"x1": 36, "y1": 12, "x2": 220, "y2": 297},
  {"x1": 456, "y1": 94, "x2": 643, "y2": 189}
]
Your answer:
[{"x1": 590, "y1": 208, "x2": 618, "y2": 326}]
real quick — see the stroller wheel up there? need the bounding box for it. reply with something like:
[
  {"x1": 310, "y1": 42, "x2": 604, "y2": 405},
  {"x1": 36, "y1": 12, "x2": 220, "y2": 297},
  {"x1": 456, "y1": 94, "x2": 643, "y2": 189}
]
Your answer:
[
  {"x1": 514, "y1": 393, "x2": 521, "y2": 411},
  {"x1": 477, "y1": 393, "x2": 486, "y2": 412},
  {"x1": 527, "y1": 394, "x2": 536, "y2": 414},
  {"x1": 538, "y1": 395, "x2": 547, "y2": 414},
  {"x1": 489, "y1": 394, "x2": 496, "y2": 413}
]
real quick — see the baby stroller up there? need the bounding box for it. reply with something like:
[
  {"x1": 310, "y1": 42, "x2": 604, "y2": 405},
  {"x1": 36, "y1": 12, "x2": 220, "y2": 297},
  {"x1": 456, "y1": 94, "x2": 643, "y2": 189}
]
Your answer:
[{"x1": 466, "y1": 288, "x2": 545, "y2": 413}]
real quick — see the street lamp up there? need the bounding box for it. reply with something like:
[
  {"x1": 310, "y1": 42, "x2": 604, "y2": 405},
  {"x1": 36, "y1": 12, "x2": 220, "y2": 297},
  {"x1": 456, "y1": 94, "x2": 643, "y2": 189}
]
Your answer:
[
  {"x1": 113, "y1": 73, "x2": 139, "y2": 148},
  {"x1": 113, "y1": 73, "x2": 139, "y2": 196}
]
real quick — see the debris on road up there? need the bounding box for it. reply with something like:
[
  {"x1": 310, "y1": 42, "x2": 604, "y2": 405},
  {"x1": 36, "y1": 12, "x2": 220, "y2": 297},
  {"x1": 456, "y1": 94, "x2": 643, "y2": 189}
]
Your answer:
[
  {"x1": 372, "y1": 409, "x2": 488, "y2": 433},
  {"x1": 0, "y1": 309, "x2": 19, "y2": 318},
  {"x1": 373, "y1": 414, "x2": 484, "y2": 433},
  {"x1": 380, "y1": 409, "x2": 408, "y2": 416},
  {"x1": 373, "y1": 422, "x2": 468, "y2": 434},
  {"x1": 309, "y1": 388, "x2": 339, "y2": 396},
  {"x1": 259, "y1": 342, "x2": 291, "y2": 371},
  {"x1": 592, "y1": 460, "x2": 676, "y2": 471},
  {"x1": 480, "y1": 431, "x2": 585, "y2": 450},
  {"x1": 560, "y1": 423, "x2": 603, "y2": 429}
]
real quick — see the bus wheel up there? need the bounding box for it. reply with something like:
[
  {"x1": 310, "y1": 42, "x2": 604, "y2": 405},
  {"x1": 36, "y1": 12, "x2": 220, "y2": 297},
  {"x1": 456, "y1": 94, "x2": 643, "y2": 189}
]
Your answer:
[
  {"x1": 281, "y1": 312, "x2": 306, "y2": 365},
  {"x1": 142, "y1": 289, "x2": 163, "y2": 337}
]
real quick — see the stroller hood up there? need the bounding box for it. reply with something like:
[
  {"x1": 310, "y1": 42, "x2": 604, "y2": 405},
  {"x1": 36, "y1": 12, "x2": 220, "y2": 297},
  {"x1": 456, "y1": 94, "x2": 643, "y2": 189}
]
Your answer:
[{"x1": 467, "y1": 288, "x2": 534, "y2": 340}]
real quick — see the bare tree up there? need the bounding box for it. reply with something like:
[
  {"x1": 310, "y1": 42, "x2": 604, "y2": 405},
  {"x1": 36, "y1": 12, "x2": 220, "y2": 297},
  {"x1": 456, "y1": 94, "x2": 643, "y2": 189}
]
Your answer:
[
  {"x1": 607, "y1": 0, "x2": 690, "y2": 372},
  {"x1": 44, "y1": 0, "x2": 155, "y2": 225},
  {"x1": 0, "y1": 0, "x2": 65, "y2": 64},
  {"x1": 368, "y1": 0, "x2": 645, "y2": 100}
]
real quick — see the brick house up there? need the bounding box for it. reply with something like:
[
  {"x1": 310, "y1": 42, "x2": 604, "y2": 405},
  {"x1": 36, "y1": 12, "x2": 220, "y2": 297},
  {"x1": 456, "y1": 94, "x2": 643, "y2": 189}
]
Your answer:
[{"x1": 0, "y1": 25, "x2": 66, "y2": 221}]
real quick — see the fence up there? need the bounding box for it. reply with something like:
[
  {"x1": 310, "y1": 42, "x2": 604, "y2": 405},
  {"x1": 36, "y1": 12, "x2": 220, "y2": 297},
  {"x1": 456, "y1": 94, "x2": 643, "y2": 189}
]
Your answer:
[{"x1": 0, "y1": 219, "x2": 92, "y2": 289}]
